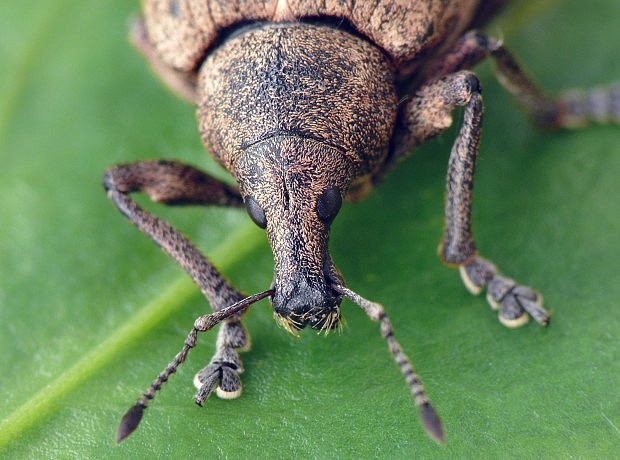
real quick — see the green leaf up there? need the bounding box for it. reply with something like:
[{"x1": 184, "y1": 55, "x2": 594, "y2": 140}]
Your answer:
[{"x1": 1, "y1": 0, "x2": 619, "y2": 457}]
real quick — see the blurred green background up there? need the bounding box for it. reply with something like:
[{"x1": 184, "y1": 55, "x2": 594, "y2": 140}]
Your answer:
[{"x1": 1, "y1": 1, "x2": 619, "y2": 458}]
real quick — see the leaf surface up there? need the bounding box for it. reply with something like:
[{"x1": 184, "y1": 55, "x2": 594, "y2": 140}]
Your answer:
[{"x1": 1, "y1": 1, "x2": 619, "y2": 457}]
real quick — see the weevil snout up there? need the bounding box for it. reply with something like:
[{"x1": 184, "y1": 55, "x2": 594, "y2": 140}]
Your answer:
[{"x1": 236, "y1": 137, "x2": 350, "y2": 334}]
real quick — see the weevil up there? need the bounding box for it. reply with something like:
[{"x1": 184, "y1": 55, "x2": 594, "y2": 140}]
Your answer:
[{"x1": 105, "y1": 0, "x2": 620, "y2": 443}]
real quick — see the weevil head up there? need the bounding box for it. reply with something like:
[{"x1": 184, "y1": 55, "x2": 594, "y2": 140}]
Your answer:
[
  {"x1": 235, "y1": 136, "x2": 351, "y2": 334},
  {"x1": 196, "y1": 22, "x2": 397, "y2": 333}
]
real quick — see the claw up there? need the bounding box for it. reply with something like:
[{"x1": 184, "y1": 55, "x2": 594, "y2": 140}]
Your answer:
[{"x1": 514, "y1": 289, "x2": 549, "y2": 326}]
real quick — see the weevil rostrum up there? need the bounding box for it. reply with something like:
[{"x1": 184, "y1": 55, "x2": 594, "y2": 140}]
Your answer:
[{"x1": 105, "y1": 0, "x2": 620, "y2": 443}]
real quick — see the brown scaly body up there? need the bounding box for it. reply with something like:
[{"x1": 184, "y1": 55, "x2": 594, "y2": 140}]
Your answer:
[
  {"x1": 143, "y1": 0, "x2": 480, "y2": 72},
  {"x1": 104, "y1": 0, "x2": 619, "y2": 443}
]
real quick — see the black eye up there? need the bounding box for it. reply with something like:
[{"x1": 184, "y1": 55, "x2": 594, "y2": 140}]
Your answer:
[
  {"x1": 316, "y1": 187, "x2": 342, "y2": 224},
  {"x1": 246, "y1": 196, "x2": 267, "y2": 228}
]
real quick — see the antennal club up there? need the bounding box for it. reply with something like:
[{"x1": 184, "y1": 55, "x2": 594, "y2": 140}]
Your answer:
[
  {"x1": 116, "y1": 289, "x2": 273, "y2": 443},
  {"x1": 332, "y1": 284, "x2": 445, "y2": 443}
]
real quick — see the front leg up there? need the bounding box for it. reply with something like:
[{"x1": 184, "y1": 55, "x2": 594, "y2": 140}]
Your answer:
[
  {"x1": 401, "y1": 72, "x2": 549, "y2": 327},
  {"x1": 103, "y1": 160, "x2": 255, "y2": 422}
]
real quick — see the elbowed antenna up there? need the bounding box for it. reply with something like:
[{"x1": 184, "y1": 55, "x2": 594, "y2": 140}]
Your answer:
[
  {"x1": 116, "y1": 289, "x2": 274, "y2": 443},
  {"x1": 331, "y1": 284, "x2": 445, "y2": 443}
]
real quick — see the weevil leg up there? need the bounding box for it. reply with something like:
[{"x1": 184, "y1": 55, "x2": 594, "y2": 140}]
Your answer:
[
  {"x1": 491, "y1": 41, "x2": 620, "y2": 128},
  {"x1": 420, "y1": 30, "x2": 620, "y2": 128},
  {"x1": 103, "y1": 160, "x2": 256, "y2": 417},
  {"x1": 397, "y1": 71, "x2": 549, "y2": 327},
  {"x1": 130, "y1": 16, "x2": 197, "y2": 103}
]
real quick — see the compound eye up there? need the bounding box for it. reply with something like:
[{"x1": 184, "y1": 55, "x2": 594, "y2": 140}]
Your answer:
[
  {"x1": 316, "y1": 187, "x2": 342, "y2": 224},
  {"x1": 246, "y1": 196, "x2": 267, "y2": 229}
]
